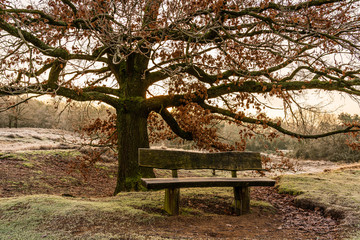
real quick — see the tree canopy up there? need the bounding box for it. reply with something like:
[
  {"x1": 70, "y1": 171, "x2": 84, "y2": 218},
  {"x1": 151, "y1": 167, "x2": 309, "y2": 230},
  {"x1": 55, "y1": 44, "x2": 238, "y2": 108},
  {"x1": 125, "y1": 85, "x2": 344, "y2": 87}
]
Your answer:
[{"x1": 0, "y1": 0, "x2": 359, "y2": 193}]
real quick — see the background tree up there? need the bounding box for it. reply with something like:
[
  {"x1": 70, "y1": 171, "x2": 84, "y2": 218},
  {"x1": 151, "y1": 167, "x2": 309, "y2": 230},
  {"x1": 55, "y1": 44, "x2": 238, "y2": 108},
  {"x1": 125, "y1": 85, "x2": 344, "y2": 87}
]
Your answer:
[
  {"x1": 0, "y1": 0, "x2": 359, "y2": 194},
  {"x1": 282, "y1": 111, "x2": 360, "y2": 162},
  {"x1": 0, "y1": 96, "x2": 29, "y2": 128},
  {"x1": 0, "y1": 96, "x2": 111, "y2": 129}
]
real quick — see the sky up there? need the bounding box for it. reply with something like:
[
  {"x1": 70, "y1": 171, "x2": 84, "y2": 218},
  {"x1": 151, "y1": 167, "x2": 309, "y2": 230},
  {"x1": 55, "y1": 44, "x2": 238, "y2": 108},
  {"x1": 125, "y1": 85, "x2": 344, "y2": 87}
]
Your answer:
[{"x1": 261, "y1": 91, "x2": 360, "y2": 118}]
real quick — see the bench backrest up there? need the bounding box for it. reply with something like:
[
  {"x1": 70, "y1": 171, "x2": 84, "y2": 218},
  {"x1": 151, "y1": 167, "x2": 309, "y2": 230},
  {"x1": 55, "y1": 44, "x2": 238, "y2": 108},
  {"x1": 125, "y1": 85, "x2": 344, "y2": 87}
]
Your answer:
[{"x1": 138, "y1": 148, "x2": 262, "y2": 171}]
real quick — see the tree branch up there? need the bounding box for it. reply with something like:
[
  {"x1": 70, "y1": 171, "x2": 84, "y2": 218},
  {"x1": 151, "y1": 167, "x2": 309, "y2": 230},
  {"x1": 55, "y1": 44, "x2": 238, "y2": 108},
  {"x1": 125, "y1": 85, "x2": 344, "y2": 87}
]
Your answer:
[
  {"x1": 1, "y1": 61, "x2": 119, "y2": 107},
  {"x1": 207, "y1": 79, "x2": 360, "y2": 99},
  {"x1": 60, "y1": 0, "x2": 78, "y2": 15},
  {"x1": 199, "y1": 103, "x2": 360, "y2": 139},
  {"x1": 158, "y1": 108, "x2": 193, "y2": 140},
  {"x1": 0, "y1": 17, "x2": 69, "y2": 59},
  {"x1": 222, "y1": 0, "x2": 343, "y2": 18},
  {"x1": 145, "y1": 78, "x2": 360, "y2": 111}
]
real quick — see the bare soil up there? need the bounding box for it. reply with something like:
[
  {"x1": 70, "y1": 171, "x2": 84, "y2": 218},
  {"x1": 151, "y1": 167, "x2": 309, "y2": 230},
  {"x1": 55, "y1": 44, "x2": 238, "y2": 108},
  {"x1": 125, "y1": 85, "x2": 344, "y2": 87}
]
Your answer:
[{"x1": 0, "y1": 151, "x2": 347, "y2": 240}]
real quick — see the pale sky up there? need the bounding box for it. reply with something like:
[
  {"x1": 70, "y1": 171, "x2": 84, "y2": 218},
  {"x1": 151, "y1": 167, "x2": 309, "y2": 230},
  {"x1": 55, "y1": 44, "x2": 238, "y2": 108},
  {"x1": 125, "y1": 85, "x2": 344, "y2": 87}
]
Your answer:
[{"x1": 260, "y1": 91, "x2": 360, "y2": 118}]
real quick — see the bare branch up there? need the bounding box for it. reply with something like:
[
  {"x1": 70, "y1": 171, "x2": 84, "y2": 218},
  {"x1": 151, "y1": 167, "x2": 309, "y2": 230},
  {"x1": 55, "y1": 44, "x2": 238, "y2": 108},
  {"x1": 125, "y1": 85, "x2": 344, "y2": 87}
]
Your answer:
[
  {"x1": 0, "y1": 94, "x2": 41, "y2": 113},
  {"x1": 199, "y1": 103, "x2": 360, "y2": 139}
]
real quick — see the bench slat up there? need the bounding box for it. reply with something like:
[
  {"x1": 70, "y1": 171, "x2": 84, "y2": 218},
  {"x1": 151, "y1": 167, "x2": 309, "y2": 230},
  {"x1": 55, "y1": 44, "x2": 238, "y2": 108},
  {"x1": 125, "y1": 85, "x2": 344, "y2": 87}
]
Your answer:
[
  {"x1": 139, "y1": 148, "x2": 262, "y2": 171},
  {"x1": 141, "y1": 177, "x2": 275, "y2": 190}
]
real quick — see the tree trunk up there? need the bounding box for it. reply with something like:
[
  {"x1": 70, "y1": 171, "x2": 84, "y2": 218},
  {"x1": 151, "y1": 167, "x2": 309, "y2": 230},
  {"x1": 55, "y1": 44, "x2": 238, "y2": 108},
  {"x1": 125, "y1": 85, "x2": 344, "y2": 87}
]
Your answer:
[
  {"x1": 14, "y1": 116, "x2": 18, "y2": 128},
  {"x1": 114, "y1": 110, "x2": 155, "y2": 194},
  {"x1": 8, "y1": 116, "x2": 12, "y2": 128}
]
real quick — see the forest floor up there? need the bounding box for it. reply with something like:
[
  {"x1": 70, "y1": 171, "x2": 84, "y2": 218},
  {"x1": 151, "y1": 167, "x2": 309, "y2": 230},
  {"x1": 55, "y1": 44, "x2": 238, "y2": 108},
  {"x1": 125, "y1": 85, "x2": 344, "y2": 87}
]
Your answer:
[{"x1": 0, "y1": 128, "x2": 360, "y2": 239}]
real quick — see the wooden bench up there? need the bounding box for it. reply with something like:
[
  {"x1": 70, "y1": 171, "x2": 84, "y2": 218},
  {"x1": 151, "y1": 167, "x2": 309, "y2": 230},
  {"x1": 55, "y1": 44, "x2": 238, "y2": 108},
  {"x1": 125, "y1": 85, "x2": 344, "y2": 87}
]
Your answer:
[{"x1": 139, "y1": 148, "x2": 275, "y2": 216}]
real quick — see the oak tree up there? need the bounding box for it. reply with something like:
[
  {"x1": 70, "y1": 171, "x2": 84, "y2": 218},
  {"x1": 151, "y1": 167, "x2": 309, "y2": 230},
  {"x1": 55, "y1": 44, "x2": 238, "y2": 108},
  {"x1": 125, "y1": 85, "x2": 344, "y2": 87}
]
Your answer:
[{"x1": 0, "y1": 0, "x2": 359, "y2": 193}]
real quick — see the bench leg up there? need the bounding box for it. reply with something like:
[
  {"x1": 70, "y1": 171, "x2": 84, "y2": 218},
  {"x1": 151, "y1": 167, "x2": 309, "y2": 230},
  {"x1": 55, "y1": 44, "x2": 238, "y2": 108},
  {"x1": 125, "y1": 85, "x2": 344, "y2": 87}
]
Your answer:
[
  {"x1": 233, "y1": 186, "x2": 250, "y2": 215},
  {"x1": 164, "y1": 188, "x2": 180, "y2": 215}
]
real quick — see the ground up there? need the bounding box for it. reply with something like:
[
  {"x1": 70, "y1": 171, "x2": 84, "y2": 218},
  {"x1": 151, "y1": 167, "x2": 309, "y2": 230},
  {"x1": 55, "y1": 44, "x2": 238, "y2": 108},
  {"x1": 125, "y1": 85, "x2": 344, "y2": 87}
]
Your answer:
[{"x1": 0, "y1": 128, "x2": 359, "y2": 239}]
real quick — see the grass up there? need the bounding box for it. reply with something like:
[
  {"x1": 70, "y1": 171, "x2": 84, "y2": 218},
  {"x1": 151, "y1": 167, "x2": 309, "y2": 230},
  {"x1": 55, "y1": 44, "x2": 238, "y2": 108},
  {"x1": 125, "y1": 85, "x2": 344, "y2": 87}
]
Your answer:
[
  {"x1": 0, "y1": 188, "x2": 275, "y2": 239},
  {"x1": 278, "y1": 169, "x2": 360, "y2": 239},
  {"x1": 0, "y1": 150, "x2": 81, "y2": 165},
  {"x1": 0, "y1": 193, "x2": 165, "y2": 240},
  {"x1": 0, "y1": 150, "x2": 81, "y2": 174}
]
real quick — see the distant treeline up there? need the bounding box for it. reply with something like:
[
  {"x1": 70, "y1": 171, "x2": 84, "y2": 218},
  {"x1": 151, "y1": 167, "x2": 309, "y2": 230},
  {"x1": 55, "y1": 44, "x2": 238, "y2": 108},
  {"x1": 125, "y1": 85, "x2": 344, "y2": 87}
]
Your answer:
[
  {"x1": 246, "y1": 112, "x2": 360, "y2": 162},
  {"x1": 0, "y1": 96, "x2": 112, "y2": 130},
  {"x1": 1, "y1": 96, "x2": 359, "y2": 162}
]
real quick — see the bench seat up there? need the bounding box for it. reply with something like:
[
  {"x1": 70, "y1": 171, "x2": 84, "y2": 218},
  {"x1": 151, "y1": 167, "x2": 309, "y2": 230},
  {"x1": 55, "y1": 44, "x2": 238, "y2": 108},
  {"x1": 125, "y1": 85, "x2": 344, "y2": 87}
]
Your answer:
[
  {"x1": 138, "y1": 148, "x2": 276, "y2": 215},
  {"x1": 141, "y1": 177, "x2": 275, "y2": 190}
]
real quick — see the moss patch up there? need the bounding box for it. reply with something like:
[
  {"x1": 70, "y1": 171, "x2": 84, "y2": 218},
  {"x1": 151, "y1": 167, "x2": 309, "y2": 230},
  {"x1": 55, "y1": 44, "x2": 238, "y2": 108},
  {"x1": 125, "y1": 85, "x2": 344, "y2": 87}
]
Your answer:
[
  {"x1": 22, "y1": 162, "x2": 35, "y2": 168},
  {"x1": 251, "y1": 200, "x2": 276, "y2": 212},
  {"x1": 21, "y1": 149, "x2": 81, "y2": 158},
  {"x1": 0, "y1": 152, "x2": 30, "y2": 161}
]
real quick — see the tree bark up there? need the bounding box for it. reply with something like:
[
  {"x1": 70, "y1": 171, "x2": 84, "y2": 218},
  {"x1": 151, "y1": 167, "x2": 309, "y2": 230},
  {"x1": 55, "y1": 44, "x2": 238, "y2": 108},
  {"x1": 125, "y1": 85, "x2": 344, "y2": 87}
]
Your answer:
[
  {"x1": 14, "y1": 116, "x2": 18, "y2": 128},
  {"x1": 114, "y1": 110, "x2": 155, "y2": 194}
]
